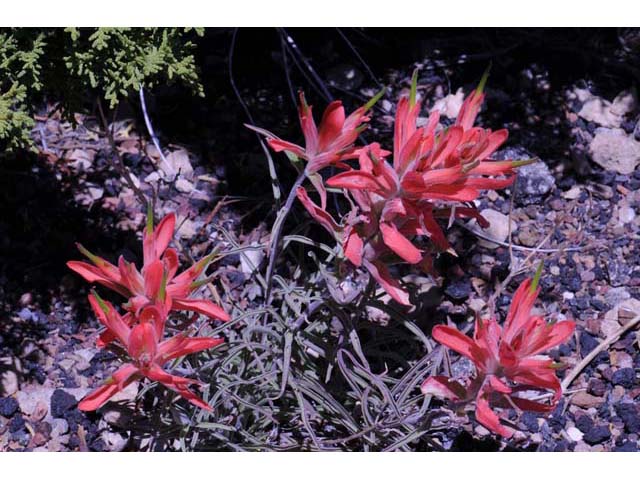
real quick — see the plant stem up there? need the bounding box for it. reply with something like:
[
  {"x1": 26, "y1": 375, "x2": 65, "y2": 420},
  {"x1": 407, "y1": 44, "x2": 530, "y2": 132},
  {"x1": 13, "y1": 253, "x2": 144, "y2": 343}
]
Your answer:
[{"x1": 264, "y1": 170, "x2": 306, "y2": 303}]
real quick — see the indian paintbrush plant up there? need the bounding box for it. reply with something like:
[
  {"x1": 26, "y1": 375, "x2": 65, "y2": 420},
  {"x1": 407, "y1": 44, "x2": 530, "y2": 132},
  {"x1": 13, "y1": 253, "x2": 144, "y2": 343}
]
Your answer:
[
  {"x1": 251, "y1": 70, "x2": 534, "y2": 306},
  {"x1": 63, "y1": 70, "x2": 577, "y2": 446},
  {"x1": 421, "y1": 265, "x2": 576, "y2": 437},
  {"x1": 67, "y1": 207, "x2": 229, "y2": 411}
]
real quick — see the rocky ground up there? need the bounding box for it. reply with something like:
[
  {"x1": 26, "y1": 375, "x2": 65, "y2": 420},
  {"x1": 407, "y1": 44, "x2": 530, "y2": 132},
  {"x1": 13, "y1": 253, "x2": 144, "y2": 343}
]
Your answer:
[{"x1": 1, "y1": 33, "x2": 639, "y2": 451}]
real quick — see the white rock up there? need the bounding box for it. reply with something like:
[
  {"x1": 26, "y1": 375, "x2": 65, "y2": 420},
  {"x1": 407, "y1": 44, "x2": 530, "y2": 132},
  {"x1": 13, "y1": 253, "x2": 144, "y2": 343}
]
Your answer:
[
  {"x1": 99, "y1": 420, "x2": 129, "y2": 452},
  {"x1": 51, "y1": 418, "x2": 69, "y2": 436},
  {"x1": 175, "y1": 178, "x2": 194, "y2": 193},
  {"x1": 0, "y1": 369, "x2": 19, "y2": 396},
  {"x1": 162, "y1": 149, "x2": 194, "y2": 180},
  {"x1": 15, "y1": 386, "x2": 53, "y2": 417},
  {"x1": 618, "y1": 205, "x2": 636, "y2": 224},
  {"x1": 430, "y1": 88, "x2": 465, "y2": 119},
  {"x1": 469, "y1": 208, "x2": 516, "y2": 249},
  {"x1": 562, "y1": 186, "x2": 582, "y2": 200},
  {"x1": 176, "y1": 218, "x2": 197, "y2": 239},
  {"x1": 577, "y1": 89, "x2": 636, "y2": 128},
  {"x1": 589, "y1": 128, "x2": 640, "y2": 174},
  {"x1": 240, "y1": 243, "x2": 265, "y2": 274},
  {"x1": 566, "y1": 426, "x2": 584, "y2": 442},
  {"x1": 144, "y1": 172, "x2": 161, "y2": 184}
]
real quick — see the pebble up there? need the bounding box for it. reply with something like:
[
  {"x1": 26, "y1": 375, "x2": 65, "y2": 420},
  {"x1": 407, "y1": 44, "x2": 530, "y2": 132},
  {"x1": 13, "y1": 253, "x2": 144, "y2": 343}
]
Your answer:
[
  {"x1": 444, "y1": 279, "x2": 471, "y2": 303},
  {"x1": 615, "y1": 403, "x2": 640, "y2": 434},
  {"x1": 0, "y1": 397, "x2": 19, "y2": 417},
  {"x1": 51, "y1": 389, "x2": 78, "y2": 418},
  {"x1": 175, "y1": 178, "x2": 194, "y2": 193},
  {"x1": 589, "y1": 127, "x2": 640, "y2": 175},
  {"x1": 1, "y1": 370, "x2": 19, "y2": 396},
  {"x1": 51, "y1": 418, "x2": 69, "y2": 436},
  {"x1": 571, "y1": 392, "x2": 605, "y2": 408},
  {"x1": 612, "y1": 368, "x2": 636, "y2": 389},
  {"x1": 566, "y1": 426, "x2": 584, "y2": 442},
  {"x1": 514, "y1": 161, "x2": 556, "y2": 205},
  {"x1": 583, "y1": 425, "x2": 611, "y2": 445},
  {"x1": 613, "y1": 441, "x2": 638, "y2": 452},
  {"x1": 605, "y1": 287, "x2": 631, "y2": 306},
  {"x1": 576, "y1": 415, "x2": 594, "y2": 433},
  {"x1": 474, "y1": 208, "x2": 516, "y2": 249}
]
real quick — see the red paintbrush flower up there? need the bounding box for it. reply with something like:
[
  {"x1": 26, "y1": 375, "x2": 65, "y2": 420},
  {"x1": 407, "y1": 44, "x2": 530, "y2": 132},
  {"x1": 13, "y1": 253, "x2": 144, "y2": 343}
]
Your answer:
[
  {"x1": 78, "y1": 293, "x2": 222, "y2": 412},
  {"x1": 421, "y1": 268, "x2": 575, "y2": 437},
  {"x1": 67, "y1": 209, "x2": 230, "y2": 324},
  {"x1": 313, "y1": 71, "x2": 531, "y2": 305},
  {"x1": 247, "y1": 91, "x2": 381, "y2": 208}
]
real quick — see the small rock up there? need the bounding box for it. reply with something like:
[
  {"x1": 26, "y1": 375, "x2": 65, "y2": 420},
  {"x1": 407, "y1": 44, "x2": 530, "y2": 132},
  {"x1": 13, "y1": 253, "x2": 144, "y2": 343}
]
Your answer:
[
  {"x1": 562, "y1": 186, "x2": 582, "y2": 200},
  {"x1": 9, "y1": 414, "x2": 25, "y2": 432},
  {"x1": 576, "y1": 415, "x2": 595, "y2": 433},
  {"x1": 468, "y1": 298, "x2": 486, "y2": 313},
  {"x1": 50, "y1": 389, "x2": 77, "y2": 418},
  {"x1": 473, "y1": 209, "x2": 516, "y2": 249},
  {"x1": 574, "y1": 441, "x2": 591, "y2": 452},
  {"x1": 430, "y1": 88, "x2": 465, "y2": 119},
  {"x1": 601, "y1": 315, "x2": 621, "y2": 338},
  {"x1": 566, "y1": 426, "x2": 584, "y2": 442},
  {"x1": 588, "y1": 378, "x2": 607, "y2": 397},
  {"x1": 101, "y1": 430, "x2": 128, "y2": 451},
  {"x1": 571, "y1": 392, "x2": 605, "y2": 408},
  {"x1": 176, "y1": 218, "x2": 197, "y2": 239},
  {"x1": 589, "y1": 128, "x2": 640, "y2": 174},
  {"x1": 514, "y1": 161, "x2": 556, "y2": 205},
  {"x1": 610, "y1": 351, "x2": 634, "y2": 369},
  {"x1": 444, "y1": 279, "x2": 471, "y2": 303},
  {"x1": 517, "y1": 227, "x2": 540, "y2": 247},
  {"x1": 605, "y1": 287, "x2": 631, "y2": 306},
  {"x1": 239, "y1": 243, "x2": 265, "y2": 275},
  {"x1": 162, "y1": 149, "x2": 194, "y2": 180},
  {"x1": 616, "y1": 403, "x2": 640, "y2": 434},
  {"x1": 1, "y1": 370, "x2": 19, "y2": 396},
  {"x1": 0, "y1": 397, "x2": 19, "y2": 417},
  {"x1": 175, "y1": 178, "x2": 194, "y2": 193},
  {"x1": 583, "y1": 425, "x2": 611, "y2": 445},
  {"x1": 618, "y1": 205, "x2": 636, "y2": 224},
  {"x1": 580, "y1": 332, "x2": 599, "y2": 355},
  {"x1": 613, "y1": 441, "x2": 638, "y2": 452},
  {"x1": 578, "y1": 90, "x2": 635, "y2": 128},
  {"x1": 612, "y1": 368, "x2": 636, "y2": 388},
  {"x1": 51, "y1": 418, "x2": 69, "y2": 436}
]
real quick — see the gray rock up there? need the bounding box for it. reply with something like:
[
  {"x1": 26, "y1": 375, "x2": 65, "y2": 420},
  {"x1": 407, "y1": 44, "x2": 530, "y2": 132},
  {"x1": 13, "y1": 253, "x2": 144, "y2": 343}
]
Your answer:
[
  {"x1": 495, "y1": 147, "x2": 555, "y2": 205},
  {"x1": 589, "y1": 127, "x2": 640, "y2": 174},
  {"x1": 605, "y1": 287, "x2": 631, "y2": 306},
  {"x1": 51, "y1": 418, "x2": 69, "y2": 436},
  {"x1": 515, "y1": 161, "x2": 555, "y2": 205}
]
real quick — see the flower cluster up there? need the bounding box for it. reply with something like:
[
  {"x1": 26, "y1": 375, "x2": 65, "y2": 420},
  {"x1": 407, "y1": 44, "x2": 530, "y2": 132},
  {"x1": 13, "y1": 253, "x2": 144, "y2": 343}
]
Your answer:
[
  {"x1": 421, "y1": 270, "x2": 575, "y2": 437},
  {"x1": 252, "y1": 71, "x2": 531, "y2": 305},
  {"x1": 67, "y1": 210, "x2": 230, "y2": 411}
]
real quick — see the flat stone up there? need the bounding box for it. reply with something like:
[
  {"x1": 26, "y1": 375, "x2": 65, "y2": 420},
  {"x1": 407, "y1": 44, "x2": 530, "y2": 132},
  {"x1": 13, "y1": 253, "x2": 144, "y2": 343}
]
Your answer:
[
  {"x1": 589, "y1": 128, "x2": 640, "y2": 174},
  {"x1": 474, "y1": 208, "x2": 516, "y2": 249},
  {"x1": 571, "y1": 392, "x2": 605, "y2": 408}
]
